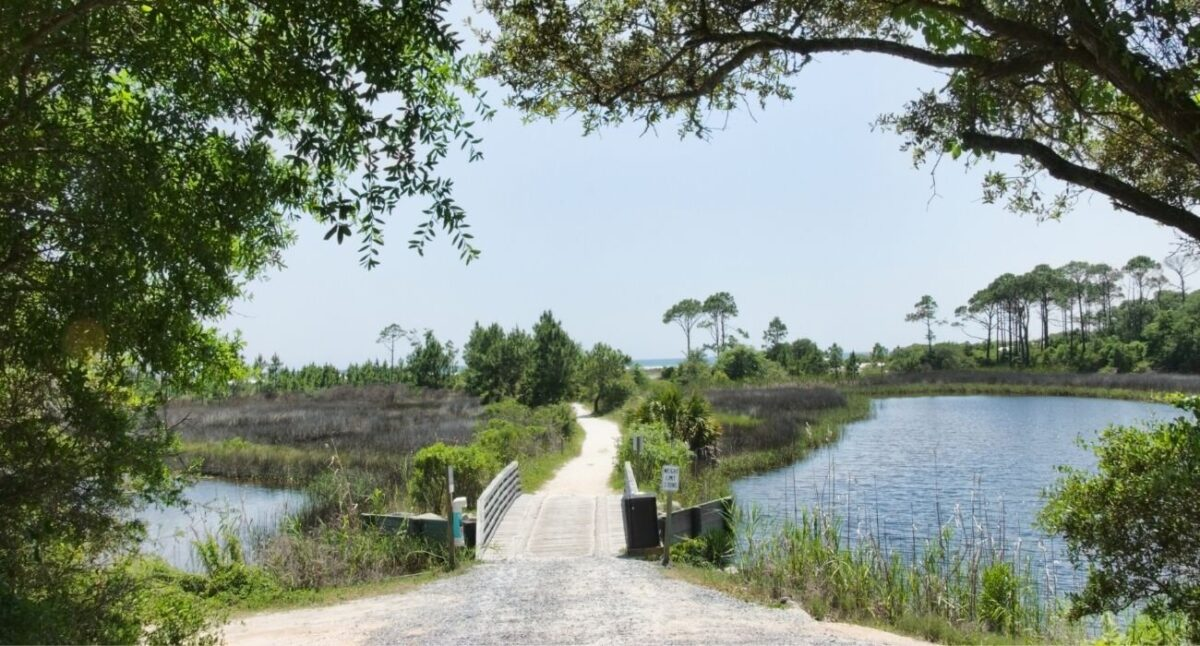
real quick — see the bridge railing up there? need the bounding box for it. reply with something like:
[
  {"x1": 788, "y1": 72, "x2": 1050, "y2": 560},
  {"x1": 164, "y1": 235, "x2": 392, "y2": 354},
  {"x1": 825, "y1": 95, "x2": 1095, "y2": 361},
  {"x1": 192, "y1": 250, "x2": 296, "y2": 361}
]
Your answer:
[
  {"x1": 476, "y1": 460, "x2": 520, "y2": 548},
  {"x1": 622, "y1": 461, "x2": 640, "y2": 498}
]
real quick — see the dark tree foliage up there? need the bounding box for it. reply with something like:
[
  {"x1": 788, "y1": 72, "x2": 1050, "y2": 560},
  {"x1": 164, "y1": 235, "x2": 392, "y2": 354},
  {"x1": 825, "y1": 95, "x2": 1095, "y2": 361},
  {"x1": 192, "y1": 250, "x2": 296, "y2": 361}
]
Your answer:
[
  {"x1": 406, "y1": 331, "x2": 458, "y2": 390},
  {"x1": 526, "y1": 311, "x2": 581, "y2": 407},
  {"x1": 717, "y1": 344, "x2": 768, "y2": 381},
  {"x1": 462, "y1": 322, "x2": 533, "y2": 403},
  {"x1": 580, "y1": 342, "x2": 634, "y2": 413}
]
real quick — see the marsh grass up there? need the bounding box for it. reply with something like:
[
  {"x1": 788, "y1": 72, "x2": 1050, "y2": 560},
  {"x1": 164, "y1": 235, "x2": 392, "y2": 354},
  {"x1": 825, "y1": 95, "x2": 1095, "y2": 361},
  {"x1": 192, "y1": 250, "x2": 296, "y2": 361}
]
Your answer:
[
  {"x1": 706, "y1": 385, "x2": 847, "y2": 454},
  {"x1": 852, "y1": 370, "x2": 1200, "y2": 401},
  {"x1": 168, "y1": 385, "x2": 480, "y2": 451},
  {"x1": 168, "y1": 385, "x2": 481, "y2": 485},
  {"x1": 670, "y1": 388, "x2": 870, "y2": 506}
]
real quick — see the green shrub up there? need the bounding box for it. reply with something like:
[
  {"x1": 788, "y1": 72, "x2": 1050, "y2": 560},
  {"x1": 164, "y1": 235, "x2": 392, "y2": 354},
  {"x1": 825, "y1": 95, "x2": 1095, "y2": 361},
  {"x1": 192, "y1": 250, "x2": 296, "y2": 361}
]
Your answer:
[
  {"x1": 628, "y1": 385, "x2": 722, "y2": 450},
  {"x1": 888, "y1": 343, "x2": 976, "y2": 372},
  {"x1": 617, "y1": 421, "x2": 692, "y2": 489},
  {"x1": 409, "y1": 442, "x2": 497, "y2": 510},
  {"x1": 192, "y1": 533, "x2": 281, "y2": 605},
  {"x1": 1095, "y1": 611, "x2": 1193, "y2": 645},
  {"x1": 260, "y1": 517, "x2": 446, "y2": 589},
  {"x1": 1040, "y1": 395, "x2": 1200, "y2": 640},
  {"x1": 1097, "y1": 338, "x2": 1149, "y2": 374},
  {"x1": 716, "y1": 345, "x2": 768, "y2": 381},
  {"x1": 670, "y1": 528, "x2": 734, "y2": 568},
  {"x1": 594, "y1": 372, "x2": 636, "y2": 413},
  {"x1": 477, "y1": 419, "x2": 539, "y2": 464},
  {"x1": 631, "y1": 364, "x2": 649, "y2": 388},
  {"x1": 0, "y1": 549, "x2": 227, "y2": 646}
]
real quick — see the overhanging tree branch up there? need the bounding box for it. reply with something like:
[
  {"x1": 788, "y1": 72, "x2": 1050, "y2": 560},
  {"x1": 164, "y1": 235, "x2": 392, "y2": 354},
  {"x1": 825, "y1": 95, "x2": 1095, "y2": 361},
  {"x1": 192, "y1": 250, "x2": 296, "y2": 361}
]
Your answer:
[
  {"x1": 961, "y1": 130, "x2": 1200, "y2": 241},
  {"x1": 656, "y1": 32, "x2": 1053, "y2": 104}
]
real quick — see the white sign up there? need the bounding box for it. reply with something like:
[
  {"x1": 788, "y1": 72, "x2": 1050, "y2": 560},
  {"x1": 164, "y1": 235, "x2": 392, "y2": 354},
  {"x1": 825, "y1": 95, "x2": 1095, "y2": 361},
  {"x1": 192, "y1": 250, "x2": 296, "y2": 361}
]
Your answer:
[
  {"x1": 448, "y1": 465, "x2": 455, "y2": 495},
  {"x1": 661, "y1": 465, "x2": 680, "y2": 492}
]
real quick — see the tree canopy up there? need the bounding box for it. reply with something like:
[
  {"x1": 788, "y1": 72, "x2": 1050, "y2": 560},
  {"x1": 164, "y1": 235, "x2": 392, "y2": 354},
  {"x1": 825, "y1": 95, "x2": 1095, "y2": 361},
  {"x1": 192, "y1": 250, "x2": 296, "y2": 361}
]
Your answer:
[
  {"x1": 1, "y1": 0, "x2": 484, "y2": 639},
  {"x1": 906, "y1": 295, "x2": 941, "y2": 351},
  {"x1": 527, "y1": 311, "x2": 581, "y2": 406},
  {"x1": 580, "y1": 342, "x2": 634, "y2": 413},
  {"x1": 663, "y1": 298, "x2": 704, "y2": 356},
  {"x1": 480, "y1": 0, "x2": 1200, "y2": 241}
]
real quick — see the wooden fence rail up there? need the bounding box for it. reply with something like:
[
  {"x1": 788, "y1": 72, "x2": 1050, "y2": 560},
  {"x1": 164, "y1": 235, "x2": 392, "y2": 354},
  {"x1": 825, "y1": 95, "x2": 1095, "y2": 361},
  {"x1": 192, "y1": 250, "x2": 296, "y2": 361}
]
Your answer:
[{"x1": 477, "y1": 460, "x2": 520, "y2": 548}]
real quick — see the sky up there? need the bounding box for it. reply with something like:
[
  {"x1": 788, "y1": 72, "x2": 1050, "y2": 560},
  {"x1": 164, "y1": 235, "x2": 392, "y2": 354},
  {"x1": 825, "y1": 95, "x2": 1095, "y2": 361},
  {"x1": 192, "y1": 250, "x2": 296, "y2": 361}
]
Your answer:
[{"x1": 216, "y1": 29, "x2": 1183, "y2": 366}]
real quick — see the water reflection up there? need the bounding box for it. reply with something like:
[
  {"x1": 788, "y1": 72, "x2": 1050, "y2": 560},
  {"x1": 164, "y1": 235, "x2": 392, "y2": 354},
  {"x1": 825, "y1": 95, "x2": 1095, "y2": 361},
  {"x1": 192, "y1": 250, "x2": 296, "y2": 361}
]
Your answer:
[{"x1": 137, "y1": 479, "x2": 307, "y2": 571}]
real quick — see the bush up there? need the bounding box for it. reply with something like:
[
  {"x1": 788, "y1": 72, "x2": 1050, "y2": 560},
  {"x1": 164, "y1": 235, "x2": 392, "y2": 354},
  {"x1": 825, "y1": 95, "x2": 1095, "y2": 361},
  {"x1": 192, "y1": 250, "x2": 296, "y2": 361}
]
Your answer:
[
  {"x1": 594, "y1": 373, "x2": 636, "y2": 413},
  {"x1": 476, "y1": 419, "x2": 539, "y2": 464},
  {"x1": 0, "y1": 551, "x2": 224, "y2": 646},
  {"x1": 670, "y1": 355, "x2": 717, "y2": 386},
  {"x1": 887, "y1": 343, "x2": 976, "y2": 372},
  {"x1": 260, "y1": 517, "x2": 445, "y2": 589},
  {"x1": 716, "y1": 345, "x2": 768, "y2": 381},
  {"x1": 1097, "y1": 338, "x2": 1149, "y2": 373},
  {"x1": 408, "y1": 443, "x2": 497, "y2": 510},
  {"x1": 669, "y1": 528, "x2": 734, "y2": 568},
  {"x1": 617, "y1": 421, "x2": 692, "y2": 489},
  {"x1": 1040, "y1": 394, "x2": 1200, "y2": 639},
  {"x1": 1095, "y1": 611, "x2": 1193, "y2": 645},
  {"x1": 627, "y1": 385, "x2": 722, "y2": 451}
]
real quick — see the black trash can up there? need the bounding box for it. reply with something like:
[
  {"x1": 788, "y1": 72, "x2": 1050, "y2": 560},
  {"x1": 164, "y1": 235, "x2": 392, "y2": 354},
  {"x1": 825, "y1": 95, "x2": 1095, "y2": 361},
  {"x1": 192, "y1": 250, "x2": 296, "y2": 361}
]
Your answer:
[
  {"x1": 622, "y1": 493, "x2": 660, "y2": 550},
  {"x1": 462, "y1": 518, "x2": 477, "y2": 548}
]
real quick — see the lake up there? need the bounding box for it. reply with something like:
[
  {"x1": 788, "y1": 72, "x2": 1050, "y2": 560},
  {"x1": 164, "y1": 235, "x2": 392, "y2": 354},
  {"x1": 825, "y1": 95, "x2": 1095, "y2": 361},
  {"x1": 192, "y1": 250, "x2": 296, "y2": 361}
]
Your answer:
[
  {"x1": 137, "y1": 479, "x2": 307, "y2": 572},
  {"x1": 731, "y1": 395, "x2": 1178, "y2": 597}
]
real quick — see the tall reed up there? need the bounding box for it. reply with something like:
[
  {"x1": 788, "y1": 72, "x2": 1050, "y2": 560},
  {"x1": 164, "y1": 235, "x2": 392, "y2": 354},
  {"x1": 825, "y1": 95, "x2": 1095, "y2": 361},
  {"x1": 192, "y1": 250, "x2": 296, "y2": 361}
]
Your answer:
[{"x1": 731, "y1": 500, "x2": 1076, "y2": 643}]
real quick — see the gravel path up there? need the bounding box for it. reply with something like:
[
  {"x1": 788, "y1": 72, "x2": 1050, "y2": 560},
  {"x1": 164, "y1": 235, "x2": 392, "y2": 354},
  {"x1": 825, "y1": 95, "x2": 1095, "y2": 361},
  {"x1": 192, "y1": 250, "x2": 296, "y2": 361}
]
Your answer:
[
  {"x1": 364, "y1": 558, "x2": 921, "y2": 645},
  {"x1": 224, "y1": 558, "x2": 922, "y2": 645}
]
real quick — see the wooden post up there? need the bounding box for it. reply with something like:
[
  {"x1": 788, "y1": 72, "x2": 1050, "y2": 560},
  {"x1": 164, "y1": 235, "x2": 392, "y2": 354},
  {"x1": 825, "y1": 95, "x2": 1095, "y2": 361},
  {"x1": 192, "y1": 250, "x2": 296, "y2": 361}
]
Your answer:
[
  {"x1": 662, "y1": 491, "x2": 673, "y2": 567},
  {"x1": 447, "y1": 465, "x2": 457, "y2": 570}
]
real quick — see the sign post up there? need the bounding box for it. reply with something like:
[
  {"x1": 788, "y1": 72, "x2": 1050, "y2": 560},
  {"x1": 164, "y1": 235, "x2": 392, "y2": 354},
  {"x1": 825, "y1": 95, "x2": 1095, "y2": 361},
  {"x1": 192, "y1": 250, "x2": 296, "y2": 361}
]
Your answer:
[
  {"x1": 446, "y1": 465, "x2": 457, "y2": 570},
  {"x1": 660, "y1": 465, "x2": 680, "y2": 566}
]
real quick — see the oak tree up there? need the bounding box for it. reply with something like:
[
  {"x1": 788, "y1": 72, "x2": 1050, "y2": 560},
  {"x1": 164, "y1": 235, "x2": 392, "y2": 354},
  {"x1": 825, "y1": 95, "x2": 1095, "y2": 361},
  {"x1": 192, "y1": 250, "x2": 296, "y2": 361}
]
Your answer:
[{"x1": 481, "y1": 0, "x2": 1200, "y2": 242}]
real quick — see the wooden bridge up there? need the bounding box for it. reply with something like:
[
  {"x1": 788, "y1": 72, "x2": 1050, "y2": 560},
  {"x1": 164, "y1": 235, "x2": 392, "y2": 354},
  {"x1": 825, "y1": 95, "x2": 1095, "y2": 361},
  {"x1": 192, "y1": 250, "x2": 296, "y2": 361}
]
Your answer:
[{"x1": 478, "y1": 405, "x2": 627, "y2": 560}]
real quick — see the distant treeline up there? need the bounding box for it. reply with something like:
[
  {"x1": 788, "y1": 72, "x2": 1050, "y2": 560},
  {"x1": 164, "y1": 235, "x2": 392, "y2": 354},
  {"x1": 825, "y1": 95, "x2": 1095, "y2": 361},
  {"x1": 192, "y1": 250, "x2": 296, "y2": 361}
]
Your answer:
[
  {"x1": 941, "y1": 254, "x2": 1200, "y2": 373},
  {"x1": 656, "y1": 252, "x2": 1200, "y2": 388},
  {"x1": 183, "y1": 311, "x2": 641, "y2": 414}
]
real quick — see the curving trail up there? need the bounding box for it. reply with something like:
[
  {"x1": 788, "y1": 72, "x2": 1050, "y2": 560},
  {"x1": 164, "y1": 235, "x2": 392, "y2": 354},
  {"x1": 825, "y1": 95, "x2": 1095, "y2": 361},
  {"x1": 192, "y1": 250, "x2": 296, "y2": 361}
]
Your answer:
[
  {"x1": 223, "y1": 404, "x2": 924, "y2": 645},
  {"x1": 479, "y1": 403, "x2": 624, "y2": 560}
]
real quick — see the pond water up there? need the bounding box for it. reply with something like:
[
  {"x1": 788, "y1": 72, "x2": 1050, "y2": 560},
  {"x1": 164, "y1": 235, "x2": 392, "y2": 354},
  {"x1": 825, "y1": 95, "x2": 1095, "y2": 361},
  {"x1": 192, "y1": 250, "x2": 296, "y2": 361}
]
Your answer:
[
  {"x1": 731, "y1": 395, "x2": 1178, "y2": 597},
  {"x1": 136, "y1": 479, "x2": 307, "y2": 572}
]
